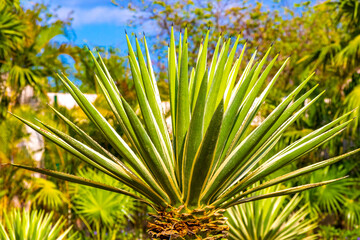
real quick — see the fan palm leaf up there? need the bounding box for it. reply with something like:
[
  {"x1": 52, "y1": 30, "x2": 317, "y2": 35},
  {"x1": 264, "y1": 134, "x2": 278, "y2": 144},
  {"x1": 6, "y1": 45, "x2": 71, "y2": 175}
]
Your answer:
[{"x1": 69, "y1": 168, "x2": 137, "y2": 228}]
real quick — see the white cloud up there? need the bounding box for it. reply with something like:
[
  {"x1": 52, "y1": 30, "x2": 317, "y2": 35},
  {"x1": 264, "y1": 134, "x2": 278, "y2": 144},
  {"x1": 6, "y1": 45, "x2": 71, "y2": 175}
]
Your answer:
[{"x1": 56, "y1": 6, "x2": 138, "y2": 27}]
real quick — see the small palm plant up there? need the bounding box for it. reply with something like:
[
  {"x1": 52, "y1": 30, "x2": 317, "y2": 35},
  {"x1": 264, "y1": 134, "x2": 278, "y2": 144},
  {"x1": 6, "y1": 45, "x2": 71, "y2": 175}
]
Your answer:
[
  {"x1": 6, "y1": 27, "x2": 360, "y2": 239},
  {"x1": 70, "y1": 168, "x2": 137, "y2": 238},
  {"x1": 0, "y1": 209, "x2": 76, "y2": 240},
  {"x1": 226, "y1": 186, "x2": 317, "y2": 240}
]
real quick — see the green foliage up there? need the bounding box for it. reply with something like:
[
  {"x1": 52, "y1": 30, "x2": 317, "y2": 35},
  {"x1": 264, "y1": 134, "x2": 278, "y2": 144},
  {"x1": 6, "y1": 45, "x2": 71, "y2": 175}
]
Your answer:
[
  {"x1": 302, "y1": 164, "x2": 360, "y2": 229},
  {"x1": 0, "y1": 3, "x2": 23, "y2": 65},
  {"x1": 226, "y1": 186, "x2": 317, "y2": 240},
  {"x1": 2, "y1": 0, "x2": 360, "y2": 237},
  {"x1": 297, "y1": 1, "x2": 360, "y2": 136},
  {"x1": 0, "y1": 106, "x2": 32, "y2": 162},
  {"x1": 70, "y1": 168, "x2": 137, "y2": 234},
  {"x1": 307, "y1": 165, "x2": 350, "y2": 214},
  {"x1": 5, "y1": 4, "x2": 72, "y2": 94},
  {"x1": 0, "y1": 209, "x2": 76, "y2": 240},
  {"x1": 318, "y1": 225, "x2": 360, "y2": 239},
  {"x1": 30, "y1": 178, "x2": 66, "y2": 210},
  {"x1": 9, "y1": 27, "x2": 359, "y2": 216},
  {"x1": 0, "y1": 3, "x2": 76, "y2": 118},
  {"x1": 0, "y1": 106, "x2": 36, "y2": 212},
  {"x1": 71, "y1": 47, "x2": 132, "y2": 96}
]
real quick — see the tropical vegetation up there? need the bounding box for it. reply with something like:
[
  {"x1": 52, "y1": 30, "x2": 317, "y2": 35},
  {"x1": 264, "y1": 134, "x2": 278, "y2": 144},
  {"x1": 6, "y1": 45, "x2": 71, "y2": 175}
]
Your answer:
[
  {"x1": 6, "y1": 26, "x2": 360, "y2": 239},
  {"x1": 1, "y1": 0, "x2": 360, "y2": 239}
]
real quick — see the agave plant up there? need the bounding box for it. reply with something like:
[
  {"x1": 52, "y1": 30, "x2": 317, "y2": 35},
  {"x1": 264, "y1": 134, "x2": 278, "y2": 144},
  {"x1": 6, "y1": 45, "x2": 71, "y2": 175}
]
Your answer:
[
  {"x1": 0, "y1": 209, "x2": 76, "y2": 240},
  {"x1": 226, "y1": 186, "x2": 317, "y2": 240},
  {"x1": 5, "y1": 27, "x2": 360, "y2": 239}
]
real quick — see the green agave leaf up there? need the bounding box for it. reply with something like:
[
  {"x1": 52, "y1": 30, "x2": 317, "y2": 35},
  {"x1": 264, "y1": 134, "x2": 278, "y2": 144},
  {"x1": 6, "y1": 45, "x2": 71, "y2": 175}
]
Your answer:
[
  {"x1": 178, "y1": 31, "x2": 182, "y2": 80},
  {"x1": 135, "y1": 36, "x2": 173, "y2": 162},
  {"x1": 129, "y1": 59, "x2": 174, "y2": 178},
  {"x1": 182, "y1": 71, "x2": 208, "y2": 200},
  {"x1": 143, "y1": 34, "x2": 162, "y2": 113},
  {"x1": 125, "y1": 32, "x2": 141, "y2": 80},
  {"x1": 188, "y1": 67, "x2": 195, "y2": 100},
  {"x1": 10, "y1": 113, "x2": 116, "y2": 177},
  {"x1": 56, "y1": 74, "x2": 160, "y2": 193},
  {"x1": 244, "y1": 46, "x2": 273, "y2": 98},
  {"x1": 5, "y1": 164, "x2": 150, "y2": 205},
  {"x1": 11, "y1": 113, "x2": 168, "y2": 205},
  {"x1": 168, "y1": 26, "x2": 178, "y2": 136},
  {"x1": 230, "y1": 48, "x2": 257, "y2": 100},
  {"x1": 186, "y1": 100, "x2": 223, "y2": 207},
  {"x1": 221, "y1": 148, "x2": 360, "y2": 207},
  {"x1": 218, "y1": 87, "x2": 323, "y2": 196},
  {"x1": 211, "y1": 60, "x2": 258, "y2": 172},
  {"x1": 221, "y1": 54, "x2": 284, "y2": 161},
  {"x1": 203, "y1": 38, "x2": 231, "y2": 130},
  {"x1": 224, "y1": 41, "x2": 246, "y2": 109},
  {"x1": 191, "y1": 30, "x2": 209, "y2": 111},
  {"x1": 175, "y1": 31, "x2": 190, "y2": 181},
  {"x1": 224, "y1": 177, "x2": 348, "y2": 208},
  {"x1": 122, "y1": 98, "x2": 181, "y2": 203},
  {"x1": 190, "y1": 40, "x2": 203, "y2": 110},
  {"x1": 208, "y1": 34, "x2": 222, "y2": 95},
  {"x1": 217, "y1": 34, "x2": 241, "y2": 106},
  {"x1": 278, "y1": 111, "x2": 356, "y2": 156},
  {"x1": 48, "y1": 104, "x2": 113, "y2": 159},
  {"x1": 95, "y1": 74, "x2": 139, "y2": 149},
  {"x1": 36, "y1": 120, "x2": 133, "y2": 180},
  {"x1": 95, "y1": 51, "x2": 120, "y2": 94},
  {"x1": 233, "y1": 119, "x2": 353, "y2": 194},
  {"x1": 87, "y1": 49, "x2": 140, "y2": 156}
]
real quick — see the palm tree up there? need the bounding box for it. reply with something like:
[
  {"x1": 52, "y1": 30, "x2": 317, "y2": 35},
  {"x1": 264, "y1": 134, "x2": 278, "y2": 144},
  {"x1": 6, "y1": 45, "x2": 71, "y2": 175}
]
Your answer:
[
  {"x1": 6, "y1": 28, "x2": 360, "y2": 239},
  {"x1": 332, "y1": 0, "x2": 360, "y2": 69},
  {"x1": 298, "y1": 0, "x2": 360, "y2": 76},
  {"x1": 0, "y1": 3, "x2": 77, "y2": 117},
  {"x1": 297, "y1": 0, "x2": 360, "y2": 145},
  {"x1": 0, "y1": 1, "x2": 24, "y2": 118},
  {"x1": 0, "y1": 2, "x2": 23, "y2": 67}
]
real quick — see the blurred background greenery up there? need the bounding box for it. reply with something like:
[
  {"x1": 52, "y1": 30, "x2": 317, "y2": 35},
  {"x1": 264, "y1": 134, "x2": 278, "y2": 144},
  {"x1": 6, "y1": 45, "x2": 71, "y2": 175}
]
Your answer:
[{"x1": 0, "y1": 0, "x2": 360, "y2": 239}]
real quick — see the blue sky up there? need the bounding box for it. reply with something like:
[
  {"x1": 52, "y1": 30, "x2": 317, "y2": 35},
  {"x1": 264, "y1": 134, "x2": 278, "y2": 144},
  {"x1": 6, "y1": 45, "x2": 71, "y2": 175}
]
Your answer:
[
  {"x1": 24, "y1": 0, "x2": 317, "y2": 50},
  {"x1": 25, "y1": 0, "x2": 154, "y2": 51},
  {"x1": 21, "y1": 0, "x2": 319, "y2": 87}
]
